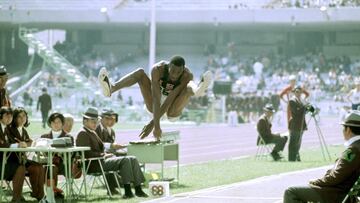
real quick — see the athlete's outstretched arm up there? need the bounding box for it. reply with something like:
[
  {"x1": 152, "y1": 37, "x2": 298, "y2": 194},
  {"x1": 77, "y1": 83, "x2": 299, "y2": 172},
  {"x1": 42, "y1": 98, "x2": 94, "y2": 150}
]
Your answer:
[
  {"x1": 139, "y1": 70, "x2": 192, "y2": 139},
  {"x1": 151, "y1": 67, "x2": 162, "y2": 134}
]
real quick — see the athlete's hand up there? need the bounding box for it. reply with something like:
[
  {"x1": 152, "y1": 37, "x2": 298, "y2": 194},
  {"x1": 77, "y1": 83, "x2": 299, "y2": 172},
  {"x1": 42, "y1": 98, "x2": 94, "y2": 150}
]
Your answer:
[
  {"x1": 153, "y1": 127, "x2": 162, "y2": 140},
  {"x1": 139, "y1": 120, "x2": 154, "y2": 139}
]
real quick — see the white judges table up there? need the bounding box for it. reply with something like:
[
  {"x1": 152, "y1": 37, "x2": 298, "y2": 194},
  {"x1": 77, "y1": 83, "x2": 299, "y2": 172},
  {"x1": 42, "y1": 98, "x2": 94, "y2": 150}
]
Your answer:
[
  {"x1": 127, "y1": 131, "x2": 180, "y2": 183},
  {"x1": 0, "y1": 146, "x2": 90, "y2": 202}
]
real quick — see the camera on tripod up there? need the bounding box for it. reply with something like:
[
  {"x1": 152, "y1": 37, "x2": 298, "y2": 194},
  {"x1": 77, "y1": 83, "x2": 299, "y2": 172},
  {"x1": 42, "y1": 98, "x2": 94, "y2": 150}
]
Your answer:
[{"x1": 305, "y1": 103, "x2": 320, "y2": 116}]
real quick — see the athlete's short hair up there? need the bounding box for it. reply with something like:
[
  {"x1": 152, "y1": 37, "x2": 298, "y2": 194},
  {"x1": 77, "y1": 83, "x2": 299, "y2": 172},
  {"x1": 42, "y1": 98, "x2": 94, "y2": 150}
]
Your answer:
[{"x1": 170, "y1": 55, "x2": 185, "y2": 67}]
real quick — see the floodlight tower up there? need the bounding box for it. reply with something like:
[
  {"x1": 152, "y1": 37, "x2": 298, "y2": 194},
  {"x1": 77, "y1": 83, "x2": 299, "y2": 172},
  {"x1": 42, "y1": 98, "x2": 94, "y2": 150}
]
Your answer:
[{"x1": 148, "y1": 0, "x2": 156, "y2": 73}]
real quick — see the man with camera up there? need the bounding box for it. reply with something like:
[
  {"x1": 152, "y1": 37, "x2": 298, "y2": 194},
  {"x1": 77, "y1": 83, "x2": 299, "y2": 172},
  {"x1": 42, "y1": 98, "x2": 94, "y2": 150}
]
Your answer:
[
  {"x1": 284, "y1": 111, "x2": 360, "y2": 203},
  {"x1": 288, "y1": 86, "x2": 307, "y2": 162},
  {"x1": 279, "y1": 75, "x2": 309, "y2": 123}
]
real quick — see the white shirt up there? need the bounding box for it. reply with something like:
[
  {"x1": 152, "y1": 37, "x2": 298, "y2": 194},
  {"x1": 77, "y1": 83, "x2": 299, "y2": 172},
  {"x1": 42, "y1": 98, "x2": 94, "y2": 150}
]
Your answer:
[
  {"x1": 99, "y1": 122, "x2": 112, "y2": 150},
  {"x1": 349, "y1": 89, "x2": 360, "y2": 104},
  {"x1": 0, "y1": 123, "x2": 6, "y2": 134},
  {"x1": 295, "y1": 96, "x2": 303, "y2": 104},
  {"x1": 344, "y1": 135, "x2": 360, "y2": 148},
  {"x1": 51, "y1": 130, "x2": 62, "y2": 139},
  {"x1": 84, "y1": 126, "x2": 111, "y2": 150},
  {"x1": 17, "y1": 127, "x2": 23, "y2": 137}
]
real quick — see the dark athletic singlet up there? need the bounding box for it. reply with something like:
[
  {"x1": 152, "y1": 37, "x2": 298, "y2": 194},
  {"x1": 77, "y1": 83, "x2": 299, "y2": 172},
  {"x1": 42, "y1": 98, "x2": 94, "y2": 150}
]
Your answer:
[{"x1": 158, "y1": 64, "x2": 183, "y2": 96}]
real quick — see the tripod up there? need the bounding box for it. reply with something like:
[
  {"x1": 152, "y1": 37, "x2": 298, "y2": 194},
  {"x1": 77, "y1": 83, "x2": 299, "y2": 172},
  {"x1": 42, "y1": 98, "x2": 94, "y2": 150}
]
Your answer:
[{"x1": 307, "y1": 113, "x2": 332, "y2": 161}]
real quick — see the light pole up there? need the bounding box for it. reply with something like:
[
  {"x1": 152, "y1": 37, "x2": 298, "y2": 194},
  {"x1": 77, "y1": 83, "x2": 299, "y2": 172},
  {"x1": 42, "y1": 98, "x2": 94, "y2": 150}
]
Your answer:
[{"x1": 148, "y1": 0, "x2": 156, "y2": 73}]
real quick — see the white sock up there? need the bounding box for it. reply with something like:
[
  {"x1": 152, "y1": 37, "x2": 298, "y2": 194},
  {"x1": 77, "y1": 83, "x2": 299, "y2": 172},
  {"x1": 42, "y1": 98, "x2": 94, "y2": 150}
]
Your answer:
[{"x1": 187, "y1": 81, "x2": 198, "y2": 94}]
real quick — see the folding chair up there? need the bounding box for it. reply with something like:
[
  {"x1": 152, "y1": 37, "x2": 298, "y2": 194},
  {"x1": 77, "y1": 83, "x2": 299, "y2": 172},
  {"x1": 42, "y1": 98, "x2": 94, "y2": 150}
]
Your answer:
[
  {"x1": 78, "y1": 157, "x2": 121, "y2": 197},
  {"x1": 342, "y1": 174, "x2": 360, "y2": 203},
  {"x1": 4, "y1": 176, "x2": 32, "y2": 192},
  {"x1": 255, "y1": 135, "x2": 275, "y2": 160}
]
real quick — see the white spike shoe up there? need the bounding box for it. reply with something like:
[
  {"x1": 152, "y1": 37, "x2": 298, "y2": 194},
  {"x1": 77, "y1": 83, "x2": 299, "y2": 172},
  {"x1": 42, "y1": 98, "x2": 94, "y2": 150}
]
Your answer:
[
  {"x1": 98, "y1": 67, "x2": 112, "y2": 97},
  {"x1": 194, "y1": 70, "x2": 213, "y2": 97}
]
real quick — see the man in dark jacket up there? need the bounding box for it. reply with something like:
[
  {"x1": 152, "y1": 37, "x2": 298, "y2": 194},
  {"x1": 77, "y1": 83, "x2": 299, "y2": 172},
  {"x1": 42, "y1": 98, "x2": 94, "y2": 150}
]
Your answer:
[
  {"x1": 37, "y1": 87, "x2": 52, "y2": 128},
  {"x1": 288, "y1": 86, "x2": 307, "y2": 162},
  {"x1": 257, "y1": 104, "x2": 288, "y2": 161},
  {"x1": 76, "y1": 107, "x2": 148, "y2": 199},
  {"x1": 284, "y1": 110, "x2": 360, "y2": 203},
  {"x1": 96, "y1": 109, "x2": 126, "y2": 155}
]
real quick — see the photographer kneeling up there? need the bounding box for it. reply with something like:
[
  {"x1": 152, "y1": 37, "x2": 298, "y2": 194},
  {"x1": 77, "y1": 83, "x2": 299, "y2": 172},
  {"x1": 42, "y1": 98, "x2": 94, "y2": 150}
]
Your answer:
[{"x1": 257, "y1": 104, "x2": 288, "y2": 161}]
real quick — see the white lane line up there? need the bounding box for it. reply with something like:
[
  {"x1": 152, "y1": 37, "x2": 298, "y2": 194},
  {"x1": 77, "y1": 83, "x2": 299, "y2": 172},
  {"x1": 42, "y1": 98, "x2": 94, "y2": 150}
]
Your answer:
[
  {"x1": 178, "y1": 195, "x2": 282, "y2": 200},
  {"x1": 142, "y1": 165, "x2": 331, "y2": 203}
]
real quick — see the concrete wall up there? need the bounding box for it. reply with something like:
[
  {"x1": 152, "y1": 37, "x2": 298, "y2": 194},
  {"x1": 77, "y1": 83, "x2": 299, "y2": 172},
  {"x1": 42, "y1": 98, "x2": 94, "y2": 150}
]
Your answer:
[
  {"x1": 2, "y1": 8, "x2": 360, "y2": 25},
  {"x1": 86, "y1": 28, "x2": 360, "y2": 57}
]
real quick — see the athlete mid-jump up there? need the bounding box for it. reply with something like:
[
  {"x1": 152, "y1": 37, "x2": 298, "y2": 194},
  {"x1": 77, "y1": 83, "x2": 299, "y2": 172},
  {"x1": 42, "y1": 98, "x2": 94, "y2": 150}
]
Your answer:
[{"x1": 98, "y1": 55, "x2": 212, "y2": 139}]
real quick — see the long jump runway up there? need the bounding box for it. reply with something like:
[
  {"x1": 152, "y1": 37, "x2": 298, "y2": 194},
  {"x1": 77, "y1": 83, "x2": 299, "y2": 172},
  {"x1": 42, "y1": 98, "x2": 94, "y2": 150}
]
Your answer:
[
  {"x1": 116, "y1": 116, "x2": 341, "y2": 202},
  {"x1": 116, "y1": 115, "x2": 343, "y2": 165}
]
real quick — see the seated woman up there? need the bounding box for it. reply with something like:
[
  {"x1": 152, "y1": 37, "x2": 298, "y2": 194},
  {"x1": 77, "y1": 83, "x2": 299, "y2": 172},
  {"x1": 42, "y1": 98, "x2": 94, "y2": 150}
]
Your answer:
[
  {"x1": 0, "y1": 107, "x2": 26, "y2": 202},
  {"x1": 7, "y1": 107, "x2": 46, "y2": 201},
  {"x1": 40, "y1": 112, "x2": 74, "y2": 198}
]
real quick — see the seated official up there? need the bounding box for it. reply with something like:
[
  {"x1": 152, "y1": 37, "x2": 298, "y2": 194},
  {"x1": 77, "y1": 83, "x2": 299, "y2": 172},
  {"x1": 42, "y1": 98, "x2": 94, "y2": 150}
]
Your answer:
[
  {"x1": 96, "y1": 109, "x2": 127, "y2": 156},
  {"x1": 0, "y1": 107, "x2": 26, "y2": 203},
  {"x1": 40, "y1": 112, "x2": 74, "y2": 198},
  {"x1": 7, "y1": 107, "x2": 46, "y2": 201},
  {"x1": 76, "y1": 107, "x2": 148, "y2": 199},
  {"x1": 257, "y1": 104, "x2": 288, "y2": 161},
  {"x1": 284, "y1": 111, "x2": 360, "y2": 203}
]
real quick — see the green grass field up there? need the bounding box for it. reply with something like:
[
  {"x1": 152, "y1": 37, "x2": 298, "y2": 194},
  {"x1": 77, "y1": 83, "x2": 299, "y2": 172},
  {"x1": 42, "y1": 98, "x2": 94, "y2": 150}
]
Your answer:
[
  {"x1": 7, "y1": 145, "x2": 342, "y2": 203},
  {"x1": 13, "y1": 120, "x2": 344, "y2": 202}
]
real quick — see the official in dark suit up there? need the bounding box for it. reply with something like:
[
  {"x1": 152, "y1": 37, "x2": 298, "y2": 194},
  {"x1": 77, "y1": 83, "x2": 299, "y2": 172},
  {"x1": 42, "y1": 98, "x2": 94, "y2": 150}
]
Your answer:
[
  {"x1": 96, "y1": 109, "x2": 117, "y2": 143},
  {"x1": 0, "y1": 66, "x2": 11, "y2": 108},
  {"x1": 0, "y1": 107, "x2": 26, "y2": 202},
  {"x1": 37, "y1": 87, "x2": 52, "y2": 129},
  {"x1": 284, "y1": 111, "x2": 360, "y2": 203},
  {"x1": 257, "y1": 104, "x2": 288, "y2": 161},
  {"x1": 96, "y1": 109, "x2": 127, "y2": 156},
  {"x1": 288, "y1": 86, "x2": 307, "y2": 162},
  {"x1": 76, "y1": 107, "x2": 147, "y2": 199}
]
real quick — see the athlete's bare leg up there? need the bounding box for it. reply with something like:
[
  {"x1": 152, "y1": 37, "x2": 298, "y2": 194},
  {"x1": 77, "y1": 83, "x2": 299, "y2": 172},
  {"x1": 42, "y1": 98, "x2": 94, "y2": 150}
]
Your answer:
[
  {"x1": 139, "y1": 70, "x2": 213, "y2": 139},
  {"x1": 104, "y1": 68, "x2": 153, "y2": 112},
  {"x1": 166, "y1": 70, "x2": 212, "y2": 117},
  {"x1": 167, "y1": 86, "x2": 194, "y2": 118},
  {"x1": 139, "y1": 85, "x2": 197, "y2": 139},
  {"x1": 139, "y1": 86, "x2": 193, "y2": 139}
]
